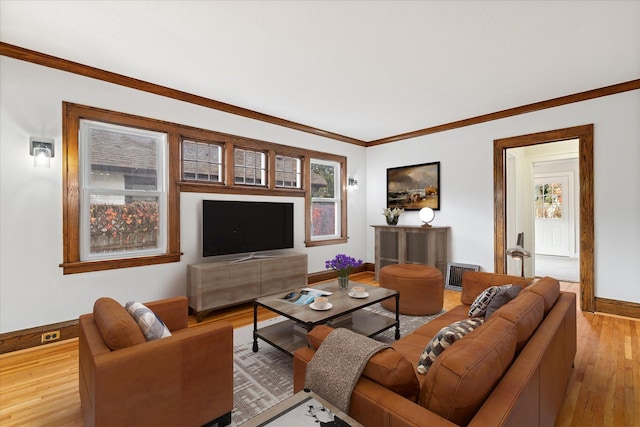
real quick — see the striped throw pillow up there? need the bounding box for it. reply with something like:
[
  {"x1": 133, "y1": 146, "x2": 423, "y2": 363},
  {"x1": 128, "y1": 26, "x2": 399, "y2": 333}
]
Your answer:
[
  {"x1": 417, "y1": 318, "x2": 484, "y2": 374},
  {"x1": 125, "y1": 301, "x2": 172, "y2": 341}
]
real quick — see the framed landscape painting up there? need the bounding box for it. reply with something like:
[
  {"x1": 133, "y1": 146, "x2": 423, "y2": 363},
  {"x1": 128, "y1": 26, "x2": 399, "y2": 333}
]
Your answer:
[{"x1": 386, "y1": 161, "x2": 440, "y2": 210}]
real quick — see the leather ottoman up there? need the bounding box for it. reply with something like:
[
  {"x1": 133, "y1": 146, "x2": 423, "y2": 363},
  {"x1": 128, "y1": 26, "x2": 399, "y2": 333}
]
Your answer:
[{"x1": 380, "y1": 264, "x2": 443, "y2": 315}]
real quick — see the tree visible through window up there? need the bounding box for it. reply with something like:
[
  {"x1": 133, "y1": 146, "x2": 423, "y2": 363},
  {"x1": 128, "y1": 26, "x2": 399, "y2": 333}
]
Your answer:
[
  {"x1": 534, "y1": 182, "x2": 563, "y2": 219},
  {"x1": 310, "y1": 159, "x2": 340, "y2": 239}
]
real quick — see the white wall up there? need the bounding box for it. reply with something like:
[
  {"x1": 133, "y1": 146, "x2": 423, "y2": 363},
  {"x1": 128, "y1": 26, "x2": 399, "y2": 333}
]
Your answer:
[
  {"x1": 366, "y1": 89, "x2": 640, "y2": 305},
  {"x1": 1, "y1": 55, "x2": 639, "y2": 333},
  {"x1": 0, "y1": 57, "x2": 367, "y2": 333}
]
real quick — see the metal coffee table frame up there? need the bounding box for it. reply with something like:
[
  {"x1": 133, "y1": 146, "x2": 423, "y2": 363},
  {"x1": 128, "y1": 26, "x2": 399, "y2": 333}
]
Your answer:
[{"x1": 253, "y1": 280, "x2": 400, "y2": 355}]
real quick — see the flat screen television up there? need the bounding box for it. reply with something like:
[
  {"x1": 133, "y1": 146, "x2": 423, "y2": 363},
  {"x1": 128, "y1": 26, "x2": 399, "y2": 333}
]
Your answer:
[{"x1": 202, "y1": 200, "x2": 294, "y2": 258}]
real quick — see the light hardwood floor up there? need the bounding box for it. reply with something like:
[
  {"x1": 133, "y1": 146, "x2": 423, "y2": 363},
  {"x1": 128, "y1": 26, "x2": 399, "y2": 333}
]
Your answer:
[{"x1": 0, "y1": 273, "x2": 638, "y2": 426}]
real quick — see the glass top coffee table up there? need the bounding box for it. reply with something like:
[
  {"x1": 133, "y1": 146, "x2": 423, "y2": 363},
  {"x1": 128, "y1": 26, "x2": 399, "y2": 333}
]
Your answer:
[
  {"x1": 253, "y1": 280, "x2": 399, "y2": 355},
  {"x1": 241, "y1": 388, "x2": 363, "y2": 426}
]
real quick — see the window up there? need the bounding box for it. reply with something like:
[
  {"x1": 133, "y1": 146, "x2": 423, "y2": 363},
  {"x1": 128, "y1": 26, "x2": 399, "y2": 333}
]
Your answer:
[
  {"x1": 62, "y1": 103, "x2": 348, "y2": 273},
  {"x1": 79, "y1": 120, "x2": 167, "y2": 260},
  {"x1": 62, "y1": 103, "x2": 181, "y2": 274},
  {"x1": 534, "y1": 182, "x2": 563, "y2": 219},
  {"x1": 309, "y1": 159, "x2": 342, "y2": 241},
  {"x1": 275, "y1": 154, "x2": 302, "y2": 189},
  {"x1": 182, "y1": 140, "x2": 223, "y2": 182},
  {"x1": 234, "y1": 147, "x2": 266, "y2": 186}
]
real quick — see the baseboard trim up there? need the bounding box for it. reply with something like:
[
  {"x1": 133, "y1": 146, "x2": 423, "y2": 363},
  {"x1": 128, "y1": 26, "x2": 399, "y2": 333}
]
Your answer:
[
  {"x1": 307, "y1": 263, "x2": 373, "y2": 284},
  {"x1": 595, "y1": 297, "x2": 640, "y2": 319},
  {"x1": 0, "y1": 265, "x2": 378, "y2": 354},
  {"x1": 0, "y1": 319, "x2": 79, "y2": 354}
]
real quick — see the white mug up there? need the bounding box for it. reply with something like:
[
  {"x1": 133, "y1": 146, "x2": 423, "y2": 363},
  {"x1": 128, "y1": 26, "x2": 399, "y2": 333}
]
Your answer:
[
  {"x1": 352, "y1": 286, "x2": 366, "y2": 297},
  {"x1": 314, "y1": 296, "x2": 328, "y2": 308}
]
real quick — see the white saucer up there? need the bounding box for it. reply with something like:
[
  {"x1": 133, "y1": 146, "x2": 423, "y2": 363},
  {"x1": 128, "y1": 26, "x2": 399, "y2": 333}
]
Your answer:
[
  {"x1": 310, "y1": 302, "x2": 333, "y2": 311},
  {"x1": 349, "y1": 291, "x2": 369, "y2": 299}
]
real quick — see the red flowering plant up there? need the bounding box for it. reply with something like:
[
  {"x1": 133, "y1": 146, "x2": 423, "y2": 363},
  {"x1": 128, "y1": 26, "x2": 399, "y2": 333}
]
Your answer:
[{"x1": 90, "y1": 201, "x2": 160, "y2": 246}]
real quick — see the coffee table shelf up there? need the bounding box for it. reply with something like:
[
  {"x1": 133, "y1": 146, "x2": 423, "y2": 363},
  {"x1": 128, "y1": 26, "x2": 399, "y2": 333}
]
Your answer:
[{"x1": 253, "y1": 281, "x2": 399, "y2": 355}]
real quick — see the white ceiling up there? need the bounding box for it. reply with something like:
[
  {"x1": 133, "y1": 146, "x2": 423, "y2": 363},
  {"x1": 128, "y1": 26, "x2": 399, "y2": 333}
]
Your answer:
[{"x1": 1, "y1": 1, "x2": 639, "y2": 142}]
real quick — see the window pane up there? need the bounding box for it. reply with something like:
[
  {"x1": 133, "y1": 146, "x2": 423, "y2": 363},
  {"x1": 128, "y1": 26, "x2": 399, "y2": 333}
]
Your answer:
[
  {"x1": 534, "y1": 182, "x2": 563, "y2": 219},
  {"x1": 181, "y1": 140, "x2": 222, "y2": 182},
  {"x1": 310, "y1": 158, "x2": 341, "y2": 240},
  {"x1": 311, "y1": 201, "x2": 337, "y2": 237},
  {"x1": 234, "y1": 148, "x2": 266, "y2": 186},
  {"x1": 275, "y1": 154, "x2": 301, "y2": 188},
  {"x1": 311, "y1": 163, "x2": 335, "y2": 198},
  {"x1": 89, "y1": 128, "x2": 158, "y2": 189},
  {"x1": 89, "y1": 196, "x2": 160, "y2": 255}
]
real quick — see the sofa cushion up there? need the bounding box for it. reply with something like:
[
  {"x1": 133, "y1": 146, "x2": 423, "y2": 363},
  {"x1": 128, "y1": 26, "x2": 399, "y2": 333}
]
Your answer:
[
  {"x1": 125, "y1": 301, "x2": 172, "y2": 341},
  {"x1": 521, "y1": 277, "x2": 560, "y2": 315},
  {"x1": 420, "y1": 316, "x2": 517, "y2": 426},
  {"x1": 485, "y1": 285, "x2": 523, "y2": 319},
  {"x1": 411, "y1": 305, "x2": 470, "y2": 339},
  {"x1": 308, "y1": 325, "x2": 420, "y2": 401},
  {"x1": 93, "y1": 297, "x2": 146, "y2": 351},
  {"x1": 417, "y1": 318, "x2": 484, "y2": 374},
  {"x1": 495, "y1": 290, "x2": 544, "y2": 354}
]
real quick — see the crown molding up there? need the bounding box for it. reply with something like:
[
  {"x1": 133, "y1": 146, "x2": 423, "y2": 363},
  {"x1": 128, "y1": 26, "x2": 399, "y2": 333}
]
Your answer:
[
  {"x1": 0, "y1": 42, "x2": 366, "y2": 147},
  {"x1": 1, "y1": 42, "x2": 638, "y2": 147}
]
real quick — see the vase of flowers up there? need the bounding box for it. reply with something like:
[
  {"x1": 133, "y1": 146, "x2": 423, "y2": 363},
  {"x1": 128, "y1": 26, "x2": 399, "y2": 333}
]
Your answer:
[
  {"x1": 383, "y1": 207, "x2": 404, "y2": 225},
  {"x1": 325, "y1": 254, "x2": 363, "y2": 290}
]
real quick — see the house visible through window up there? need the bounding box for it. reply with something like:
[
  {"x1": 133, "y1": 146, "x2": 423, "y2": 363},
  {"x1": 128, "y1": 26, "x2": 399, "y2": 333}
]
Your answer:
[
  {"x1": 182, "y1": 140, "x2": 223, "y2": 182},
  {"x1": 63, "y1": 103, "x2": 347, "y2": 273},
  {"x1": 79, "y1": 120, "x2": 167, "y2": 261},
  {"x1": 235, "y1": 148, "x2": 266, "y2": 186},
  {"x1": 310, "y1": 159, "x2": 341, "y2": 240},
  {"x1": 275, "y1": 154, "x2": 302, "y2": 188}
]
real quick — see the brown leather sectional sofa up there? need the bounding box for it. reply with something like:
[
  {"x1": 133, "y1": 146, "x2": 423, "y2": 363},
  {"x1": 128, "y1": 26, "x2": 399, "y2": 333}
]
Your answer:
[{"x1": 294, "y1": 272, "x2": 577, "y2": 427}]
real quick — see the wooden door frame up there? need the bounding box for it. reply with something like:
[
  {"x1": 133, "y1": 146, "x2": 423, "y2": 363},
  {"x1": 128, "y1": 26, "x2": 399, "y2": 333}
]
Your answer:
[{"x1": 494, "y1": 125, "x2": 594, "y2": 312}]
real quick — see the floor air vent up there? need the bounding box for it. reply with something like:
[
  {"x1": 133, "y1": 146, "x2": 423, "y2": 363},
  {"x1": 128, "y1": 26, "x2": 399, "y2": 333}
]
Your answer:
[{"x1": 445, "y1": 263, "x2": 481, "y2": 291}]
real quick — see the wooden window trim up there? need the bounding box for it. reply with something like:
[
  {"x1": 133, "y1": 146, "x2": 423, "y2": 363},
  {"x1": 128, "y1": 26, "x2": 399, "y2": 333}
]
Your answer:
[
  {"x1": 62, "y1": 103, "x2": 349, "y2": 273},
  {"x1": 305, "y1": 155, "x2": 348, "y2": 247},
  {"x1": 61, "y1": 102, "x2": 182, "y2": 274}
]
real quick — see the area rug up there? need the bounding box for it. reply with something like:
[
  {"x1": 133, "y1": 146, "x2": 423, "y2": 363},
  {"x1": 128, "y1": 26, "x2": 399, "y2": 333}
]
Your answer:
[{"x1": 230, "y1": 303, "x2": 444, "y2": 426}]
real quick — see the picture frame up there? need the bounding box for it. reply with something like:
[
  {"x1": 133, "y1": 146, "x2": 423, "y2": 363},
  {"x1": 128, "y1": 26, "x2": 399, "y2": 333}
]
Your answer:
[{"x1": 386, "y1": 161, "x2": 440, "y2": 210}]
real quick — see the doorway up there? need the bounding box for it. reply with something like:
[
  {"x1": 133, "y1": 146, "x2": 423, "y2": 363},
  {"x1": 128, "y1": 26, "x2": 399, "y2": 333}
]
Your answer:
[{"x1": 493, "y1": 125, "x2": 594, "y2": 312}]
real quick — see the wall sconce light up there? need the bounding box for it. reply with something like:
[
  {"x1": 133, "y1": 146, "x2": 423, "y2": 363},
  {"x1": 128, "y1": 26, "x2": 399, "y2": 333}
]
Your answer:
[
  {"x1": 30, "y1": 137, "x2": 55, "y2": 168},
  {"x1": 419, "y1": 207, "x2": 435, "y2": 227},
  {"x1": 347, "y1": 177, "x2": 359, "y2": 191}
]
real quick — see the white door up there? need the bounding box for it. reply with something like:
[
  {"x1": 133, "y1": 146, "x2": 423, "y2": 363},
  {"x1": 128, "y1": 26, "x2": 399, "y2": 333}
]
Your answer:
[{"x1": 534, "y1": 175, "x2": 571, "y2": 256}]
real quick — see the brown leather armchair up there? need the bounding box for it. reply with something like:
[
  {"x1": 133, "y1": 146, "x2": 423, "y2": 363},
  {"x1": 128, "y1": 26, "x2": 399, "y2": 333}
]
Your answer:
[{"x1": 79, "y1": 296, "x2": 233, "y2": 427}]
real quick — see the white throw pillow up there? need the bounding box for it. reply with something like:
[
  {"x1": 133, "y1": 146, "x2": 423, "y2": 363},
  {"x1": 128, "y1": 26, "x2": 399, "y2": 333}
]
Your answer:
[{"x1": 125, "y1": 301, "x2": 172, "y2": 341}]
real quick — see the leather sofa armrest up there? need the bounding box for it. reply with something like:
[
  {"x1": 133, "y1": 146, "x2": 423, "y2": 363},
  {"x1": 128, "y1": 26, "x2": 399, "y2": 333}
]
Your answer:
[
  {"x1": 293, "y1": 346, "x2": 315, "y2": 393},
  {"x1": 350, "y1": 377, "x2": 458, "y2": 427},
  {"x1": 145, "y1": 296, "x2": 189, "y2": 331}
]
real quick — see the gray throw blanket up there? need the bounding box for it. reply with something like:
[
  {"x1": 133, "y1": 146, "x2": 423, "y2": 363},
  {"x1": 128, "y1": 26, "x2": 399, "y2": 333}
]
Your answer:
[{"x1": 304, "y1": 328, "x2": 390, "y2": 413}]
